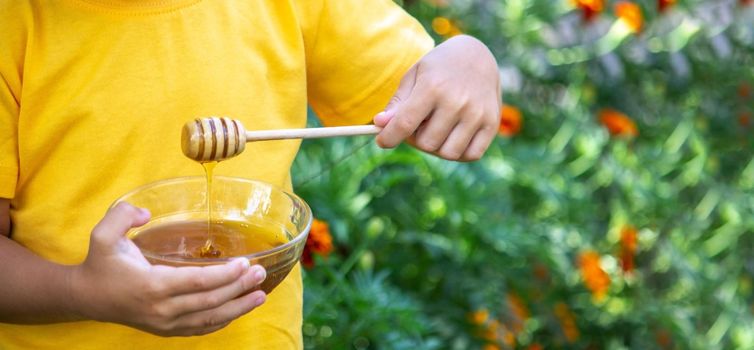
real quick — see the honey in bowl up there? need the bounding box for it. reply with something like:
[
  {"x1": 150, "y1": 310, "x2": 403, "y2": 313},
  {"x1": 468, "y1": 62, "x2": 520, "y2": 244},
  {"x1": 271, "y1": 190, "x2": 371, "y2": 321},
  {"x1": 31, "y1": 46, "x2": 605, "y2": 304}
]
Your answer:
[
  {"x1": 130, "y1": 218, "x2": 296, "y2": 293},
  {"x1": 117, "y1": 176, "x2": 312, "y2": 295},
  {"x1": 131, "y1": 220, "x2": 290, "y2": 259}
]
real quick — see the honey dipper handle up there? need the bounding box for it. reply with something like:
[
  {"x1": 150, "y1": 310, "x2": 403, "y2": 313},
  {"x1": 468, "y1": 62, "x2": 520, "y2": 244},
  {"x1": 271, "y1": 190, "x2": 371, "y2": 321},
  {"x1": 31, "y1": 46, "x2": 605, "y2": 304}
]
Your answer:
[{"x1": 244, "y1": 125, "x2": 382, "y2": 141}]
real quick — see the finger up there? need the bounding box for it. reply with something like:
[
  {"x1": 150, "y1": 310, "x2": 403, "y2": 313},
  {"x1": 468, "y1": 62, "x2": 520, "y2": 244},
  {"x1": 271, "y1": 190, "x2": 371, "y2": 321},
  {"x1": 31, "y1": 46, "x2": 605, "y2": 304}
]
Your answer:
[
  {"x1": 373, "y1": 109, "x2": 395, "y2": 128},
  {"x1": 460, "y1": 124, "x2": 497, "y2": 162},
  {"x1": 376, "y1": 87, "x2": 435, "y2": 149},
  {"x1": 385, "y1": 64, "x2": 419, "y2": 112},
  {"x1": 151, "y1": 259, "x2": 254, "y2": 296},
  {"x1": 436, "y1": 118, "x2": 479, "y2": 161},
  {"x1": 91, "y1": 202, "x2": 151, "y2": 248},
  {"x1": 374, "y1": 65, "x2": 418, "y2": 129},
  {"x1": 163, "y1": 265, "x2": 266, "y2": 315},
  {"x1": 376, "y1": 64, "x2": 436, "y2": 148},
  {"x1": 413, "y1": 106, "x2": 461, "y2": 154},
  {"x1": 177, "y1": 290, "x2": 266, "y2": 332}
]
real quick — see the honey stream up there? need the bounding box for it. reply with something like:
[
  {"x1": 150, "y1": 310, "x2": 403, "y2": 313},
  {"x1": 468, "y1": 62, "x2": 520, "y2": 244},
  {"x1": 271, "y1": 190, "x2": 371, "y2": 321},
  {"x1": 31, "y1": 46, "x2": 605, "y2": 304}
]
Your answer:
[{"x1": 199, "y1": 161, "x2": 221, "y2": 257}]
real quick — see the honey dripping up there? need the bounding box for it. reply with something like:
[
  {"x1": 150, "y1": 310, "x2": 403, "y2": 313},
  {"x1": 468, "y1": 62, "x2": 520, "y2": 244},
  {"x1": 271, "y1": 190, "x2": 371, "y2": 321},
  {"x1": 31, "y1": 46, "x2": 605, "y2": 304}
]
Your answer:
[{"x1": 199, "y1": 161, "x2": 222, "y2": 258}]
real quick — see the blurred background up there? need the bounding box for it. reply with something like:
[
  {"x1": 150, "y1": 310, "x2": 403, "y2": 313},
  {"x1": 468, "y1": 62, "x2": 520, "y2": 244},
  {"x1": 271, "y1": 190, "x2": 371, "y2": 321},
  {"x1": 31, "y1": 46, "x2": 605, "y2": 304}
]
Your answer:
[{"x1": 293, "y1": 1, "x2": 754, "y2": 349}]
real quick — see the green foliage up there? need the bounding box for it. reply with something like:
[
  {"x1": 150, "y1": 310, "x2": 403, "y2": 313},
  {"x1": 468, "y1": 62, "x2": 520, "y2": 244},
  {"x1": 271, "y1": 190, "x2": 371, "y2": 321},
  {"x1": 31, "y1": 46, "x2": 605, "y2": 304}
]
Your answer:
[{"x1": 296, "y1": 1, "x2": 754, "y2": 349}]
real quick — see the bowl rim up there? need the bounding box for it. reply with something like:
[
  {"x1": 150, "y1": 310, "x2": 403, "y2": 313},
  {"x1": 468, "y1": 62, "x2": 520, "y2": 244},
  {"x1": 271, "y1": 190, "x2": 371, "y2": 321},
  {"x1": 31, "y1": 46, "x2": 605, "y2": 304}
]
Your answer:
[{"x1": 112, "y1": 175, "x2": 313, "y2": 263}]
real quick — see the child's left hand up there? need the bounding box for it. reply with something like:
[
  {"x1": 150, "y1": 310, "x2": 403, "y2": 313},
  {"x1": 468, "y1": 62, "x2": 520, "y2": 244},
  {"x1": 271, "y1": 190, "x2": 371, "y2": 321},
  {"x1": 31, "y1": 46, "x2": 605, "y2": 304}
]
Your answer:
[{"x1": 374, "y1": 35, "x2": 501, "y2": 162}]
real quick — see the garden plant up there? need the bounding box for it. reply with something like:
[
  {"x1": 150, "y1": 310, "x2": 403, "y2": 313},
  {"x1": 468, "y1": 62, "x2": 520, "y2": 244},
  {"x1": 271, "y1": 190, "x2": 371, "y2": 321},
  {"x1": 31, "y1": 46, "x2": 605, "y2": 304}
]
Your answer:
[{"x1": 295, "y1": 1, "x2": 754, "y2": 349}]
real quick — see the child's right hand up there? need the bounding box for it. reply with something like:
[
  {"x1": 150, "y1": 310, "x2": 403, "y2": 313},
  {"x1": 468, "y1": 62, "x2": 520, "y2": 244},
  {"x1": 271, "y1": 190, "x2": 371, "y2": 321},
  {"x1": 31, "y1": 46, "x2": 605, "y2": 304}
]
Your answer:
[{"x1": 69, "y1": 202, "x2": 267, "y2": 336}]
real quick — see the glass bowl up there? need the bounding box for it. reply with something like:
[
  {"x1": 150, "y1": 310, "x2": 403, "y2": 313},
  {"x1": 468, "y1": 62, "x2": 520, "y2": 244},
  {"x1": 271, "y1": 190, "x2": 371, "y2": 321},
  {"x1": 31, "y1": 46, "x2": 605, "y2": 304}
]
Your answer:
[{"x1": 112, "y1": 176, "x2": 312, "y2": 294}]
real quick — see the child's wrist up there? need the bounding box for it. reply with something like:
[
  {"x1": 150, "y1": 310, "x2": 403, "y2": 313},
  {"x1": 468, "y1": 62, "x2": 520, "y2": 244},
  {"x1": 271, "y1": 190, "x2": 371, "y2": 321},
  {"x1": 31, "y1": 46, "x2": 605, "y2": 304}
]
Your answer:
[{"x1": 63, "y1": 264, "x2": 94, "y2": 322}]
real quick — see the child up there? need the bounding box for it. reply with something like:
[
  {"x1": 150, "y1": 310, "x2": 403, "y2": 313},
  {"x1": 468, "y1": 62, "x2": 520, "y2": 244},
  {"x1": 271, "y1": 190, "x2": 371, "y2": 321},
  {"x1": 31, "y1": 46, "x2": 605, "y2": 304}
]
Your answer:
[{"x1": 0, "y1": 0, "x2": 499, "y2": 348}]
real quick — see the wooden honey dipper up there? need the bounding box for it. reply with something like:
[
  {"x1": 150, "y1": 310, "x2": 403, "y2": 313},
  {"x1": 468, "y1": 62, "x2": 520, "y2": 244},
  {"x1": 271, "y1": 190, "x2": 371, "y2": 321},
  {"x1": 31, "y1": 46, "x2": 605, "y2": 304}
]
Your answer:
[{"x1": 181, "y1": 117, "x2": 382, "y2": 162}]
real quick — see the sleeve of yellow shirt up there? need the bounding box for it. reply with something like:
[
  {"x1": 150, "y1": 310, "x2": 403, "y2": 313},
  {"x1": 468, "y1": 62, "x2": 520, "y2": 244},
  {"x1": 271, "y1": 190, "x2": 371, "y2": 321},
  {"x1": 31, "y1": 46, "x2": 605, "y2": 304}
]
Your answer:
[
  {"x1": 0, "y1": 2, "x2": 25, "y2": 199},
  {"x1": 298, "y1": 0, "x2": 435, "y2": 126}
]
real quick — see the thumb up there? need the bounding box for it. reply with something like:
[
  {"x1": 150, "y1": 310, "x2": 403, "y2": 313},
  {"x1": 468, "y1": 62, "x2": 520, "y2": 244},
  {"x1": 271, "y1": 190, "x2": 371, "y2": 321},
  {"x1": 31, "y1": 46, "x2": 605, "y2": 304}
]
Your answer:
[
  {"x1": 374, "y1": 64, "x2": 418, "y2": 127},
  {"x1": 91, "y1": 202, "x2": 151, "y2": 250}
]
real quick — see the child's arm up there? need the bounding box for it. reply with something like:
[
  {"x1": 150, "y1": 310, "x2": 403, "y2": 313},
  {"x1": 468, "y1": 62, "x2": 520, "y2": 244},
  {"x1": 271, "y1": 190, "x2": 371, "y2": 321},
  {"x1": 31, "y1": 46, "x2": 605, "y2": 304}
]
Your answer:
[
  {"x1": 0, "y1": 200, "x2": 266, "y2": 336},
  {"x1": 0, "y1": 199, "x2": 8, "y2": 236},
  {"x1": 374, "y1": 35, "x2": 501, "y2": 161}
]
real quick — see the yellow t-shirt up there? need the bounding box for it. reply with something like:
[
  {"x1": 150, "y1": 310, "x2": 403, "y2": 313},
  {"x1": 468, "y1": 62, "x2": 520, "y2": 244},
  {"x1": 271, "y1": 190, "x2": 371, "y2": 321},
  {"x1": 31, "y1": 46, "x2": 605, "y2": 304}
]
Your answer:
[{"x1": 0, "y1": 0, "x2": 433, "y2": 348}]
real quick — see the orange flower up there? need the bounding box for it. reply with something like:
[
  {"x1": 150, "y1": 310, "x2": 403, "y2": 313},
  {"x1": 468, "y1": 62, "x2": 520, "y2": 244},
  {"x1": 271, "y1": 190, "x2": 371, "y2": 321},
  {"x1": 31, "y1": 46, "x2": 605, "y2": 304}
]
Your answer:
[
  {"x1": 468, "y1": 308, "x2": 490, "y2": 325},
  {"x1": 481, "y1": 320, "x2": 515, "y2": 347},
  {"x1": 301, "y1": 218, "x2": 333, "y2": 268},
  {"x1": 431, "y1": 17, "x2": 462, "y2": 38},
  {"x1": 499, "y1": 105, "x2": 522, "y2": 137},
  {"x1": 615, "y1": 2, "x2": 643, "y2": 33},
  {"x1": 472, "y1": 312, "x2": 515, "y2": 347},
  {"x1": 506, "y1": 293, "x2": 529, "y2": 333},
  {"x1": 502, "y1": 329, "x2": 515, "y2": 347},
  {"x1": 740, "y1": 112, "x2": 752, "y2": 128},
  {"x1": 533, "y1": 263, "x2": 549, "y2": 281},
  {"x1": 619, "y1": 251, "x2": 635, "y2": 273},
  {"x1": 619, "y1": 226, "x2": 638, "y2": 273},
  {"x1": 658, "y1": 0, "x2": 675, "y2": 12},
  {"x1": 483, "y1": 344, "x2": 501, "y2": 350},
  {"x1": 620, "y1": 226, "x2": 638, "y2": 254},
  {"x1": 738, "y1": 83, "x2": 751, "y2": 99},
  {"x1": 599, "y1": 108, "x2": 638, "y2": 137},
  {"x1": 481, "y1": 319, "x2": 500, "y2": 341},
  {"x1": 527, "y1": 344, "x2": 544, "y2": 350},
  {"x1": 554, "y1": 302, "x2": 580, "y2": 343},
  {"x1": 578, "y1": 251, "x2": 610, "y2": 300},
  {"x1": 571, "y1": 0, "x2": 605, "y2": 21},
  {"x1": 656, "y1": 329, "x2": 673, "y2": 349}
]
